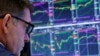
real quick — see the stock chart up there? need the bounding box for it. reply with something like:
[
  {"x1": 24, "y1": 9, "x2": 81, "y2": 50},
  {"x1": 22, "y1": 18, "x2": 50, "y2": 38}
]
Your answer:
[
  {"x1": 30, "y1": 23, "x2": 100, "y2": 56},
  {"x1": 30, "y1": 0, "x2": 100, "y2": 56},
  {"x1": 31, "y1": 2, "x2": 49, "y2": 26},
  {"x1": 78, "y1": 27, "x2": 99, "y2": 56},
  {"x1": 30, "y1": 32, "x2": 51, "y2": 56},
  {"x1": 54, "y1": 30, "x2": 74, "y2": 56},
  {"x1": 54, "y1": 0, "x2": 72, "y2": 24},
  {"x1": 76, "y1": 0, "x2": 95, "y2": 22}
]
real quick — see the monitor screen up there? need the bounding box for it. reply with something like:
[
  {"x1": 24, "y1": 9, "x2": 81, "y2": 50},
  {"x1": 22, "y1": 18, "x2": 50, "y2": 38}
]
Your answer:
[
  {"x1": 31, "y1": 2, "x2": 49, "y2": 26},
  {"x1": 76, "y1": 0, "x2": 95, "y2": 22},
  {"x1": 30, "y1": 31, "x2": 51, "y2": 56},
  {"x1": 30, "y1": 23, "x2": 100, "y2": 56},
  {"x1": 53, "y1": 0, "x2": 72, "y2": 24},
  {"x1": 29, "y1": 0, "x2": 100, "y2": 56}
]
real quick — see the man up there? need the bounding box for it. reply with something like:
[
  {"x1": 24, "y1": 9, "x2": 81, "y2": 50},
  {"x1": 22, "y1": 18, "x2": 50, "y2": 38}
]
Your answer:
[{"x1": 0, "y1": 0, "x2": 34, "y2": 56}]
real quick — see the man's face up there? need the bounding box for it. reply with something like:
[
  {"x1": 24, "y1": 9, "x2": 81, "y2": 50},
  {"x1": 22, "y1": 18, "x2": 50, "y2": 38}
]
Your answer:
[
  {"x1": 15, "y1": 8, "x2": 31, "y2": 52},
  {"x1": 5, "y1": 8, "x2": 31, "y2": 54}
]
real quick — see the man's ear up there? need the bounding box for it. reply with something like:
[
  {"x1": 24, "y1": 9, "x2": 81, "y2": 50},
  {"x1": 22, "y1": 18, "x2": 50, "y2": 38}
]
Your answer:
[{"x1": 2, "y1": 14, "x2": 11, "y2": 34}]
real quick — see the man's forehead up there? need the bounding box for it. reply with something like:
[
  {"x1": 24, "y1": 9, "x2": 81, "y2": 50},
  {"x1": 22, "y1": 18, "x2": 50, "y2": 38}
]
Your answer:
[{"x1": 20, "y1": 8, "x2": 31, "y2": 22}]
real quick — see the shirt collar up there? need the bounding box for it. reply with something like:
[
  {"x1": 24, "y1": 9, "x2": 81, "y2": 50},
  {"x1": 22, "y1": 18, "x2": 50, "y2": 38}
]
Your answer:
[{"x1": 0, "y1": 42, "x2": 5, "y2": 47}]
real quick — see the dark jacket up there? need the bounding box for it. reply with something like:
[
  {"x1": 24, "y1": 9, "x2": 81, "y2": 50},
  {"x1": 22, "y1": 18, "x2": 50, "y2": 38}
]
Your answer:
[{"x1": 0, "y1": 44, "x2": 15, "y2": 56}]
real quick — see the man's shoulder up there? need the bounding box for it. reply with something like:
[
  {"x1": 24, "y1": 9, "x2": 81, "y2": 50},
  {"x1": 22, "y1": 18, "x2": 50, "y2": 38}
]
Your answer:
[{"x1": 0, "y1": 44, "x2": 15, "y2": 56}]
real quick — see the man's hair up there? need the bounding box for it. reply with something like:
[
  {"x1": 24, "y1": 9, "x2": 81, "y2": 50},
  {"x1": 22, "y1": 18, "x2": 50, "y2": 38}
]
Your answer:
[{"x1": 0, "y1": 0, "x2": 32, "y2": 17}]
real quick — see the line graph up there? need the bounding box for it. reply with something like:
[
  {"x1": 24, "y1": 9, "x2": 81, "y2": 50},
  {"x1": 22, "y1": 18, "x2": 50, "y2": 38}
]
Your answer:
[
  {"x1": 30, "y1": 33, "x2": 51, "y2": 56},
  {"x1": 78, "y1": 28, "x2": 99, "y2": 55},
  {"x1": 32, "y1": 10, "x2": 48, "y2": 16},
  {"x1": 76, "y1": 0, "x2": 93, "y2": 9},
  {"x1": 53, "y1": 0, "x2": 94, "y2": 23},
  {"x1": 53, "y1": 0, "x2": 93, "y2": 11},
  {"x1": 76, "y1": 0, "x2": 94, "y2": 22},
  {"x1": 29, "y1": 0, "x2": 100, "y2": 56},
  {"x1": 54, "y1": 0, "x2": 72, "y2": 24},
  {"x1": 31, "y1": 0, "x2": 93, "y2": 15},
  {"x1": 53, "y1": 30, "x2": 75, "y2": 56},
  {"x1": 31, "y1": 2, "x2": 49, "y2": 25},
  {"x1": 54, "y1": 36, "x2": 73, "y2": 50},
  {"x1": 30, "y1": 26, "x2": 100, "y2": 56}
]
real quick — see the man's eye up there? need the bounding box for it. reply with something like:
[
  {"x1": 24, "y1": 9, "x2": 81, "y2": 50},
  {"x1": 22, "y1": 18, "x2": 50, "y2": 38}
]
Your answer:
[{"x1": 23, "y1": 25, "x2": 28, "y2": 30}]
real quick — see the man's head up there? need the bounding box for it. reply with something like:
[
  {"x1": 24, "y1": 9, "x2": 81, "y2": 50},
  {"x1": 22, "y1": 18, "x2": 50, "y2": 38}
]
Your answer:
[{"x1": 0, "y1": 0, "x2": 34, "y2": 56}]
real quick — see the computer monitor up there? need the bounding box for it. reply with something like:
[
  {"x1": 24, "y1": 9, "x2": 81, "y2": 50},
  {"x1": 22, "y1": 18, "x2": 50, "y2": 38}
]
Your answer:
[
  {"x1": 29, "y1": 0, "x2": 100, "y2": 56},
  {"x1": 30, "y1": 23, "x2": 100, "y2": 56}
]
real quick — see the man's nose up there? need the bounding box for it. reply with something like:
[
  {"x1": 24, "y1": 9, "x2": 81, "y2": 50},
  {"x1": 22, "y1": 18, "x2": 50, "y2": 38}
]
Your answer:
[{"x1": 24, "y1": 34, "x2": 30, "y2": 43}]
